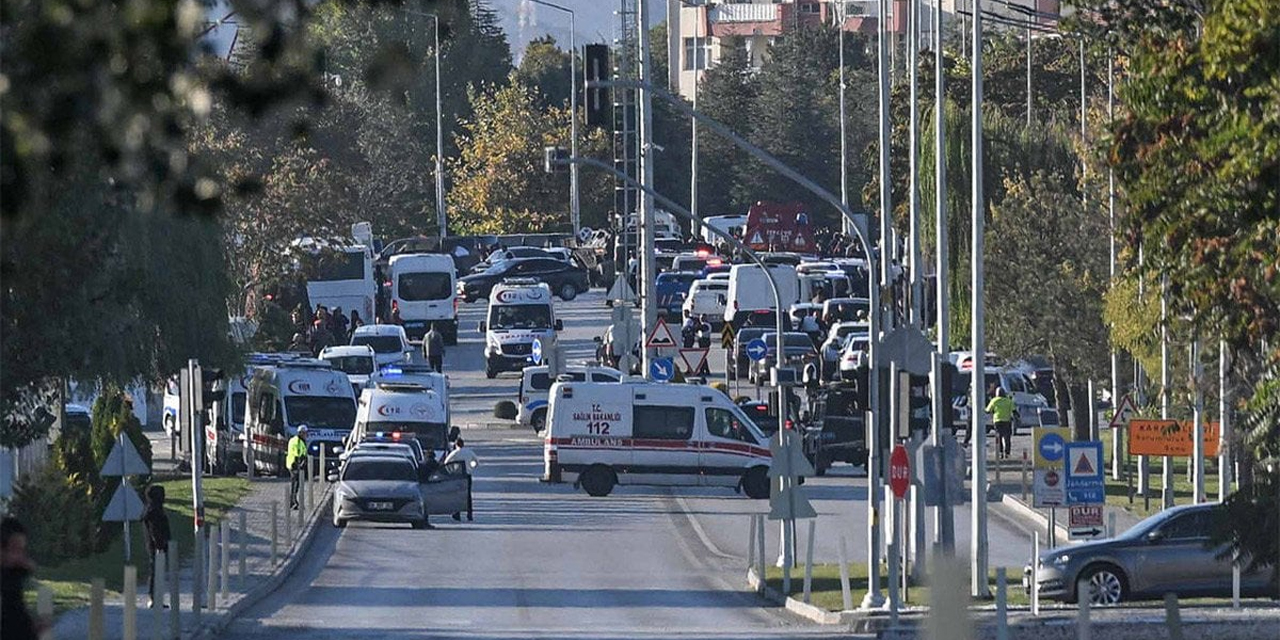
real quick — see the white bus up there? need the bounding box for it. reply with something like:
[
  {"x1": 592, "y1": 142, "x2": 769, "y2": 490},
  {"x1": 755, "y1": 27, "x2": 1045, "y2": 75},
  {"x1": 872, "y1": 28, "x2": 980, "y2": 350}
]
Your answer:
[{"x1": 304, "y1": 243, "x2": 376, "y2": 324}]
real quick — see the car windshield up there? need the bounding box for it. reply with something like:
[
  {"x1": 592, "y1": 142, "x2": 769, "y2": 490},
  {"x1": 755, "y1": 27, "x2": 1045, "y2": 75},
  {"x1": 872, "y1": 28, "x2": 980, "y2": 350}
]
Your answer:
[
  {"x1": 491, "y1": 304, "x2": 552, "y2": 330},
  {"x1": 364, "y1": 421, "x2": 449, "y2": 451},
  {"x1": 352, "y1": 335, "x2": 403, "y2": 354},
  {"x1": 763, "y1": 333, "x2": 816, "y2": 350},
  {"x1": 325, "y1": 356, "x2": 374, "y2": 375},
  {"x1": 341, "y1": 459, "x2": 417, "y2": 483},
  {"x1": 231, "y1": 392, "x2": 247, "y2": 426},
  {"x1": 284, "y1": 396, "x2": 356, "y2": 429},
  {"x1": 398, "y1": 272, "x2": 452, "y2": 301}
]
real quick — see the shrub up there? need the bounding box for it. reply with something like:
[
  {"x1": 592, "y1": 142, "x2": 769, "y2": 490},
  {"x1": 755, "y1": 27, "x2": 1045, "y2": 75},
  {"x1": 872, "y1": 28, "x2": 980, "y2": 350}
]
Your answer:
[
  {"x1": 7, "y1": 464, "x2": 98, "y2": 564},
  {"x1": 493, "y1": 400, "x2": 518, "y2": 420}
]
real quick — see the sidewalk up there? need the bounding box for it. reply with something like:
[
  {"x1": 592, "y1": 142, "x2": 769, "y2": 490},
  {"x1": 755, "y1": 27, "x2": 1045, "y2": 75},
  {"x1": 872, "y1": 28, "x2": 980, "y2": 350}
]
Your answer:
[{"x1": 50, "y1": 476, "x2": 331, "y2": 640}]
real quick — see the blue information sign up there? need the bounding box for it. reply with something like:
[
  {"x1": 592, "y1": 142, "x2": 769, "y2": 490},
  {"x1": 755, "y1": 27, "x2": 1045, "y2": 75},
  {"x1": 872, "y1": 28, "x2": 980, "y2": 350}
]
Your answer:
[{"x1": 1064, "y1": 441, "x2": 1105, "y2": 505}]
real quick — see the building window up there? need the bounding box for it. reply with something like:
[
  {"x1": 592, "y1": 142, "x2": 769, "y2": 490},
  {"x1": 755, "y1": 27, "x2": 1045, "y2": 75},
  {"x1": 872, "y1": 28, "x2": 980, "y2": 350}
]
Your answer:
[
  {"x1": 799, "y1": 2, "x2": 820, "y2": 13},
  {"x1": 683, "y1": 36, "x2": 711, "y2": 71}
]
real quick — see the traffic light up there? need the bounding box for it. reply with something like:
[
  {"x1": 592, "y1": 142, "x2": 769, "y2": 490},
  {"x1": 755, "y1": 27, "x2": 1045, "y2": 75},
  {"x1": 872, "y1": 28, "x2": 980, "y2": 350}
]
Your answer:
[{"x1": 583, "y1": 44, "x2": 610, "y2": 129}]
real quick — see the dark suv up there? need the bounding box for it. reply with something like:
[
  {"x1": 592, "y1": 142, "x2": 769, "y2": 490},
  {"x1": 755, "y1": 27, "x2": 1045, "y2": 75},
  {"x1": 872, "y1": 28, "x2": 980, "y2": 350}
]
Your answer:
[{"x1": 458, "y1": 257, "x2": 590, "y2": 302}]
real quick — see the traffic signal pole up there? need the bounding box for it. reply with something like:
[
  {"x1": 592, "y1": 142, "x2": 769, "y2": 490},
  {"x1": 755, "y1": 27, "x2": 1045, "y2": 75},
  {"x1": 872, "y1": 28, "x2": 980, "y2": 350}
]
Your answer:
[
  {"x1": 636, "y1": 0, "x2": 657, "y2": 378},
  {"x1": 970, "y1": 0, "x2": 991, "y2": 598}
]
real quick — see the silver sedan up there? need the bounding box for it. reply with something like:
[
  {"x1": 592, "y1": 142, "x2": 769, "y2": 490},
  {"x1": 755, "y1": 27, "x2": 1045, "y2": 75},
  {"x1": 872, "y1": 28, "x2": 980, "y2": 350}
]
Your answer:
[
  {"x1": 331, "y1": 455, "x2": 427, "y2": 529},
  {"x1": 1026, "y1": 504, "x2": 1273, "y2": 604}
]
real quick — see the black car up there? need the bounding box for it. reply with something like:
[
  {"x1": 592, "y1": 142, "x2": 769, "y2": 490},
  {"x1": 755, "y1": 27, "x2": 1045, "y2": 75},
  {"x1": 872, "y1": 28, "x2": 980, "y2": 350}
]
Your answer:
[
  {"x1": 803, "y1": 383, "x2": 868, "y2": 475},
  {"x1": 458, "y1": 257, "x2": 590, "y2": 302}
]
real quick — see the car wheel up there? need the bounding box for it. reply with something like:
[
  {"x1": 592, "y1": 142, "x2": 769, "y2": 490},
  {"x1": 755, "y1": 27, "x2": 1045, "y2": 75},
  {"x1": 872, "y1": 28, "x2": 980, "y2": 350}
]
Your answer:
[
  {"x1": 1079, "y1": 564, "x2": 1127, "y2": 605},
  {"x1": 580, "y1": 465, "x2": 615, "y2": 497},
  {"x1": 742, "y1": 466, "x2": 770, "y2": 499},
  {"x1": 559, "y1": 283, "x2": 578, "y2": 301},
  {"x1": 532, "y1": 409, "x2": 547, "y2": 433},
  {"x1": 813, "y1": 451, "x2": 829, "y2": 477},
  {"x1": 411, "y1": 519, "x2": 427, "y2": 530}
]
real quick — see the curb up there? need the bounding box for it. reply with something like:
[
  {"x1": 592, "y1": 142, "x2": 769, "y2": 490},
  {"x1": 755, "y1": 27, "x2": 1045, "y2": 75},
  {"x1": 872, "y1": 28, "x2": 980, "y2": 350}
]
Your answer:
[
  {"x1": 190, "y1": 485, "x2": 333, "y2": 640},
  {"x1": 997, "y1": 489, "x2": 1071, "y2": 541},
  {"x1": 745, "y1": 566, "x2": 918, "y2": 633}
]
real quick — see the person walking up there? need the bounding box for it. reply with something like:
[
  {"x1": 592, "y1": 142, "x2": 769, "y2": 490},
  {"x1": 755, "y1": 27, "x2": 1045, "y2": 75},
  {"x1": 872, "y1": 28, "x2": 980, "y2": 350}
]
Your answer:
[
  {"x1": 2, "y1": 517, "x2": 45, "y2": 639},
  {"x1": 443, "y1": 438, "x2": 479, "y2": 522},
  {"x1": 985, "y1": 387, "x2": 1016, "y2": 459},
  {"x1": 349, "y1": 309, "x2": 364, "y2": 331},
  {"x1": 141, "y1": 485, "x2": 171, "y2": 608},
  {"x1": 287, "y1": 426, "x2": 309, "y2": 510},
  {"x1": 422, "y1": 323, "x2": 445, "y2": 373}
]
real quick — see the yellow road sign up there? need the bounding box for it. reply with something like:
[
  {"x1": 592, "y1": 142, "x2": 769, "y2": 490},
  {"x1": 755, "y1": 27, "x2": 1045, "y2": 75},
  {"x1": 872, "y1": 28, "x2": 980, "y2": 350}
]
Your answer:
[
  {"x1": 720, "y1": 323, "x2": 735, "y2": 349},
  {"x1": 1033, "y1": 427, "x2": 1072, "y2": 470}
]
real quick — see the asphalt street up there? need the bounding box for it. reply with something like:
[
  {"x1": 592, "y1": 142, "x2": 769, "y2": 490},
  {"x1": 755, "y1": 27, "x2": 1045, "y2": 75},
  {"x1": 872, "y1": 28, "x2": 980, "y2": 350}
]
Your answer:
[{"x1": 220, "y1": 290, "x2": 1044, "y2": 639}]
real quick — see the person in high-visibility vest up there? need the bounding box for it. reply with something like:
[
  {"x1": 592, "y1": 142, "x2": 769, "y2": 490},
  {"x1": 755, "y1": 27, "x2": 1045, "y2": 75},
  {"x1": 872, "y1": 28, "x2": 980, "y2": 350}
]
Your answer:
[
  {"x1": 287, "y1": 426, "x2": 309, "y2": 510},
  {"x1": 985, "y1": 388, "x2": 1016, "y2": 460}
]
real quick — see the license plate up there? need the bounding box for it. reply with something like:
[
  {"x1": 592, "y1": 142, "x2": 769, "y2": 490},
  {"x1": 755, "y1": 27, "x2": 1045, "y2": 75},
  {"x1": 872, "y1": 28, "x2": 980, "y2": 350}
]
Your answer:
[{"x1": 367, "y1": 501, "x2": 394, "y2": 511}]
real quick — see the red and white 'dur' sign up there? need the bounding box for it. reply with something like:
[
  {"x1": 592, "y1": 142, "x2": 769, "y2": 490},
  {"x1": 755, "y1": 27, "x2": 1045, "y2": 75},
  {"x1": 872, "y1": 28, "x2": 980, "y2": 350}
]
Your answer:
[{"x1": 889, "y1": 444, "x2": 910, "y2": 499}]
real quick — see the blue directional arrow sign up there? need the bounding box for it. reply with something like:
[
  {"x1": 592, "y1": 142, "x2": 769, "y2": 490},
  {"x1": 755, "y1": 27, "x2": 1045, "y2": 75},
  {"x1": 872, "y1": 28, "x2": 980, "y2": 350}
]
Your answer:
[
  {"x1": 1064, "y1": 441, "x2": 1105, "y2": 505},
  {"x1": 1039, "y1": 432, "x2": 1066, "y2": 463},
  {"x1": 530, "y1": 338, "x2": 543, "y2": 365},
  {"x1": 745, "y1": 338, "x2": 769, "y2": 362},
  {"x1": 649, "y1": 357, "x2": 674, "y2": 382}
]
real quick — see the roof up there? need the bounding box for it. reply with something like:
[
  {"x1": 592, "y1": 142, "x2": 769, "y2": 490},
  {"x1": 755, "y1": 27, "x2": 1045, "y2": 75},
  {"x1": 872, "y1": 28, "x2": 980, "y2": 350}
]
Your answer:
[
  {"x1": 320, "y1": 345, "x2": 376, "y2": 358},
  {"x1": 353, "y1": 324, "x2": 406, "y2": 337}
]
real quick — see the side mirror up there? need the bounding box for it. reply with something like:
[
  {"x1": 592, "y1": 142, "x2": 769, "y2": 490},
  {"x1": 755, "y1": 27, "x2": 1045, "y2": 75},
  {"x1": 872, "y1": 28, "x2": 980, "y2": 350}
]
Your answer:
[
  {"x1": 1146, "y1": 529, "x2": 1165, "y2": 544},
  {"x1": 326, "y1": 472, "x2": 339, "y2": 482},
  {"x1": 477, "y1": 321, "x2": 486, "y2": 333},
  {"x1": 555, "y1": 319, "x2": 564, "y2": 331},
  {"x1": 449, "y1": 426, "x2": 461, "y2": 441},
  {"x1": 593, "y1": 336, "x2": 602, "y2": 343}
]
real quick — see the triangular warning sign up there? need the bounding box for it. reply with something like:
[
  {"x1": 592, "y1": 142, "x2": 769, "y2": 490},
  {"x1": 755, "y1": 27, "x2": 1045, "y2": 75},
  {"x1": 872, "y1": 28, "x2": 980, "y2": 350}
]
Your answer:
[
  {"x1": 100, "y1": 436, "x2": 150, "y2": 477},
  {"x1": 101, "y1": 483, "x2": 145, "y2": 522},
  {"x1": 645, "y1": 318, "x2": 679, "y2": 349},
  {"x1": 1074, "y1": 452, "x2": 1095, "y2": 475},
  {"x1": 606, "y1": 275, "x2": 636, "y2": 302},
  {"x1": 748, "y1": 231, "x2": 764, "y2": 245},
  {"x1": 679, "y1": 348, "x2": 709, "y2": 374}
]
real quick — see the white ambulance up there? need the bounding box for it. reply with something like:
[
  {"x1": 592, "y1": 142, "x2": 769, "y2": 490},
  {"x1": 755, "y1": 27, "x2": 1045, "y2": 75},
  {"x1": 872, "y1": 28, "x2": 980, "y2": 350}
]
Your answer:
[
  {"x1": 516, "y1": 364, "x2": 622, "y2": 432},
  {"x1": 543, "y1": 381, "x2": 772, "y2": 498},
  {"x1": 478, "y1": 278, "x2": 562, "y2": 379},
  {"x1": 351, "y1": 381, "x2": 451, "y2": 459},
  {"x1": 243, "y1": 357, "x2": 357, "y2": 477}
]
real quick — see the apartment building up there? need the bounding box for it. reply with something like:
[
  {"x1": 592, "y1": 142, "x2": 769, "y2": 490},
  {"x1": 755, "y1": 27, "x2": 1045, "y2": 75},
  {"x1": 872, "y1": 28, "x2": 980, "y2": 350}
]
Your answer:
[{"x1": 667, "y1": 0, "x2": 1062, "y2": 100}]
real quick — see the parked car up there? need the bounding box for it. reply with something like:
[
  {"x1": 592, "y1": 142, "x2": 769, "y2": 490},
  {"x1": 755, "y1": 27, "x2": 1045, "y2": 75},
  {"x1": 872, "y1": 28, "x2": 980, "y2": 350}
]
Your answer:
[
  {"x1": 750, "y1": 331, "x2": 817, "y2": 385},
  {"x1": 458, "y1": 257, "x2": 590, "y2": 302},
  {"x1": 803, "y1": 383, "x2": 868, "y2": 474},
  {"x1": 1025, "y1": 504, "x2": 1274, "y2": 605},
  {"x1": 655, "y1": 271, "x2": 700, "y2": 317},
  {"x1": 819, "y1": 322, "x2": 869, "y2": 380},
  {"x1": 728, "y1": 327, "x2": 768, "y2": 381}
]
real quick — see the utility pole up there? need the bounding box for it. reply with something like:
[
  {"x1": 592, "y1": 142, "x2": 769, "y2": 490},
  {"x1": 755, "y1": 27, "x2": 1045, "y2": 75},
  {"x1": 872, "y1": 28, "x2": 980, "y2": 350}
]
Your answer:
[
  {"x1": 432, "y1": 14, "x2": 446, "y2": 239},
  {"x1": 838, "y1": 1, "x2": 850, "y2": 231},
  {"x1": 1218, "y1": 340, "x2": 1230, "y2": 502},
  {"x1": 637, "y1": 0, "x2": 657, "y2": 376},
  {"x1": 1161, "y1": 276, "x2": 1173, "y2": 509},
  {"x1": 528, "y1": 1, "x2": 579, "y2": 236},
  {"x1": 1107, "y1": 47, "x2": 1120, "y2": 479},
  {"x1": 1026, "y1": 22, "x2": 1032, "y2": 125},
  {"x1": 908, "y1": 0, "x2": 922, "y2": 327},
  {"x1": 1191, "y1": 336, "x2": 1205, "y2": 504},
  {"x1": 931, "y1": 0, "x2": 953, "y2": 555},
  {"x1": 969, "y1": 0, "x2": 990, "y2": 598}
]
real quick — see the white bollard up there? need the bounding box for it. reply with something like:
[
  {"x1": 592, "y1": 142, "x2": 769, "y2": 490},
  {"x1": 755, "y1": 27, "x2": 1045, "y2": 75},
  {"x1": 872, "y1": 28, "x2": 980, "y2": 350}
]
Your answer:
[
  {"x1": 747, "y1": 514, "x2": 757, "y2": 571},
  {"x1": 220, "y1": 519, "x2": 230, "y2": 599},
  {"x1": 803, "y1": 519, "x2": 815, "y2": 604},
  {"x1": 167, "y1": 541, "x2": 179, "y2": 638},
  {"x1": 1031, "y1": 533, "x2": 1041, "y2": 616},
  {"x1": 756, "y1": 515, "x2": 766, "y2": 593},
  {"x1": 151, "y1": 551, "x2": 165, "y2": 640},
  {"x1": 1232, "y1": 555, "x2": 1241, "y2": 609},
  {"x1": 123, "y1": 564, "x2": 138, "y2": 640},
  {"x1": 1107, "y1": 511, "x2": 1117, "y2": 538},
  {"x1": 89, "y1": 578, "x2": 105, "y2": 640},
  {"x1": 925, "y1": 556, "x2": 972, "y2": 640},
  {"x1": 838, "y1": 535, "x2": 853, "y2": 611},
  {"x1": 995, "y1": 568, "x2": 1008, "y2": 640},
  {"x1": 271, "y1": 501, "x2": 280, "y2": 565},
  {"x1": 1076, "y1": 578, "x2": 1092, "y2": 640},
  {"x1": 37, "y1": 583, "x2": 53, "y2": 640},
  {"x1": 206, "y1": 529, "x2": 217, "y2": 609},
  {"x1": 1164, "y1": 593, "x2": 1184, "y2": 640},
  {"x1": 238, "y1": 510, "x2": 248, "y2": 590}
]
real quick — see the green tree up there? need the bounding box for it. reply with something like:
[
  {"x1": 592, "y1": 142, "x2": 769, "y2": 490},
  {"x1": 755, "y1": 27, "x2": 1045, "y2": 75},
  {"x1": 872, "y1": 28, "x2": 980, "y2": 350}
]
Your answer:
[
  {"x1": 515, "y1": 35, "x2": 573, "y2": 109},
  {"x1": 695, "y1": 37, "x2": 758, "y2": 216}
]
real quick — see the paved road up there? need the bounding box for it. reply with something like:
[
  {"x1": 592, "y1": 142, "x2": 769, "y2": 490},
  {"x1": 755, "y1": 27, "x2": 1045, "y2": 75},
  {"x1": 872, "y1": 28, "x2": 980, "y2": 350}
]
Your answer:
[{"x1": 221, "y1": 290, "x2": 1041, "y2": 638}]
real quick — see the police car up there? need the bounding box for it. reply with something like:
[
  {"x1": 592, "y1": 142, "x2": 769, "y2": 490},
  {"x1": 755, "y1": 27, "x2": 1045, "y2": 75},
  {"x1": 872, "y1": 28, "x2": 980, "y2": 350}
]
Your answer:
[
  {"x1": 543, "y1": 381, "x2": 772, "y2": 498},
  {"x1": 517, "y1": 364, "x2": 621, "y2": 432}
]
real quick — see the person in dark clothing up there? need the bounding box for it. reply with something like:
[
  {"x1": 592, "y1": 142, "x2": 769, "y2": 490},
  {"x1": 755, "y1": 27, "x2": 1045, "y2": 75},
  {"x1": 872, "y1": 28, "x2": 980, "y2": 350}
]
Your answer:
[
  {"x1": 2, "y1": 517, "x2": 43, "y2": 639},
  {"x1": 142, "y1": 485, "x2": 172, "y2": 608},
  {"x1": 349, "y1": 309, "x2": 364, "y2": 331},
  {"x1": 422, "y1": 323, "x2": 445, "y2": 373}
]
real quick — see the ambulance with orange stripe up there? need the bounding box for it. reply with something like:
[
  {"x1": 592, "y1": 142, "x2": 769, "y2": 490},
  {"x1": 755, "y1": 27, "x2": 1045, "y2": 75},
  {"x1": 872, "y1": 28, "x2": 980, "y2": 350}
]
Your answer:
[
  {"x1": 243, "y1": 357, "x2": 357, "y2": 477},
  {"x1": 542, "y1": 381, "x2": 773, "y2": 499}
]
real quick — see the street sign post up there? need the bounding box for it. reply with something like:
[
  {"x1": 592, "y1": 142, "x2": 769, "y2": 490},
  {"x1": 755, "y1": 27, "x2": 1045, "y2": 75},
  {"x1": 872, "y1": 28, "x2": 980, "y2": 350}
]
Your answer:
[
  {"x1": 889, "y1": 444, "x2": 910, "y2": 499},
  {"x1": 720, "y1": 324, "x2": 736, "y2": 350},
  {"x1": 678, "y1": 348, "x2": 709, "y2": 375},
  {"x1": 100, "y1": 433, "x2": 150, "y2": 563},
  {"x1": 1128, "y1": 419, "x2": 1220, "y2": 457},
  {"x1": 1068, "y1": 505, "x2": 1105, "y2": 540},
  {"x1": 1107, "y1": 395, "x2": 1138, "y2": 429},
  {"x1": 531, "y1": 338, "x2": 544, "y2": 366},
  {"x1": 745, "y1": 338, "x2": 768, "y2": 362},
  {"x1": 649, "y1": 357, "x2": 674, "y2": 382},
  {"x1": 1065, "y1": 441, "x2": 1105, "y2": 505},
  {"x1": 1033, "y1": 427, "x2": 1071, "y2": 508},
  {"x1": 645, "y1": 317, "x2": 679, "y2": 350}
]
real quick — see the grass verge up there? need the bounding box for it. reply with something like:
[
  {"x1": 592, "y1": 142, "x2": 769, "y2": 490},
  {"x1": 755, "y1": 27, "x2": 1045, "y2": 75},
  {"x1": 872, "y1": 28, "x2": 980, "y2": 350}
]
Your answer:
[
  {"x1": 26, "y1": 476, "x2": 251, "y2": 615},
  {"x1": 763, "y1": 563, "x2": 1029, "y2": 612}
]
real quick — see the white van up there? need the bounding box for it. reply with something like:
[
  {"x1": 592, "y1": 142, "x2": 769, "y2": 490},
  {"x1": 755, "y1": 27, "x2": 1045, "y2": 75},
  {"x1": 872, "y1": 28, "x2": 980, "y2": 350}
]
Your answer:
[
  {"x1": 682, "y1": 279, "x2": 729, "y2": 329},
  {"x1": 243, "y1": 358, "x2": 357, "y2": 477},
  {"x1": 543, "y1": 381, "x2": 773, "y2": 498},
  {"x1": 351, "y1": 382, "x2": 451, "y2": 458},
  {"x1": 389, "y1": 253, "x2": 458, "y2": 343},
  {"x1": 724, "y1": 264, "x2": 799, "y2": 327},
  {"x1": 319, "y1": 344, "x2": 377, "y2": 397},
  {"x1": 204, "y1": 365, "x2": 253, "y2": 475},
  {"x1": 350, "y1": 324, "x2": 414, "y2": 369},
  {"x1": 517, "y1": 365, "x2": 622, "y2": 431},
  {"x1": 479, "y1": 279, "x2": 563, "y2": 379},
  {"x1": 700, "y1": 214, "x2": 748, "y2": 244}
]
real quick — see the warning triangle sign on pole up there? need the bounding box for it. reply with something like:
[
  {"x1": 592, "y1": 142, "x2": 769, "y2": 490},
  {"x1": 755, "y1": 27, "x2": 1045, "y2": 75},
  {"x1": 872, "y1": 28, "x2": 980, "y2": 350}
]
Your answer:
[
  {"x1": 645, "y1": 317, "x2": 679, "y2": 349},
  {"x1": 748, "y1": 231, "x2": 764, "y2": 245},
  {"x1": 1108, "y1": 394, "x2": 1138, "y2": 429},
  {"x1": 100, "y1": 435, "x2": 150, "y2": 477},
  {"x1": 101, "y1": 483, "x2": 145, "y2": 522},
  {"x1": 679, "y1": 348, "x2": 710, "y2": 374},
  {"x1": 606, "y1": 275, "x2": 636, "y2": 302},
  {"x1": 1074, "y1": 452, "x2": 1095, "y2": 475}
]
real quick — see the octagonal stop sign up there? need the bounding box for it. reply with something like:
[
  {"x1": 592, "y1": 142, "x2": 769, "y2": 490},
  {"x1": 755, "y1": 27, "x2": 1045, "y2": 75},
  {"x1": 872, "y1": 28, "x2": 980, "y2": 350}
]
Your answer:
[{"x1": 889, "y1": 444, "x2": 910, "y2": 499}]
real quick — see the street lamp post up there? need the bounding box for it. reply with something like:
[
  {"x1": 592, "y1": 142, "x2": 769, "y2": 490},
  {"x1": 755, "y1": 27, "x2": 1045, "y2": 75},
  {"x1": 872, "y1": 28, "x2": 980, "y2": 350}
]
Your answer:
[
  {"x1": 401, "y1": 8, "x2": 446, "y2": 239},
  {"x1": 528, "y1": 0, "x2": 580, "y2": 236}
]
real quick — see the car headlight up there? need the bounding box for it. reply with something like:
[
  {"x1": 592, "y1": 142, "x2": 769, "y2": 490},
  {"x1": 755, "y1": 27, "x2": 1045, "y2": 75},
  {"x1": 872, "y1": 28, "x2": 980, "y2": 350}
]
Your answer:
[{"x1": 1051, "y1": 554, "x2": 1070, "y2": 567}]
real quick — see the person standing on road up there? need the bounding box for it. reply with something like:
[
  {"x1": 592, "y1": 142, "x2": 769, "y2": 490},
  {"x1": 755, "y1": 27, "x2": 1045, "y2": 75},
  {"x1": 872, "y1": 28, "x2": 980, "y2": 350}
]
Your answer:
[
  {"x1": 142, "y1": 485, "x2": 171, "y2": 609},
  {"x1": 985, "y1": 388, "x2": 1015, "y2": 459},
  {"x1": 287, "y1": 426, "x2": 309, "y2": 510},
  {"x1": 423, "y1": 323, "x2": 445, "y2": 373},
  {"x1": 443, "y1": 438, "x2": 479, "y2": 522}
]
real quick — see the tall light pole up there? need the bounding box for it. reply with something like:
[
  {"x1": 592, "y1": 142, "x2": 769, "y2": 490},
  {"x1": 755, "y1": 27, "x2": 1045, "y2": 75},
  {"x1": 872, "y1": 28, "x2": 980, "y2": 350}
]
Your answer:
[
  {"x1": 1107, "y1": 47, "x2": 1120, "y2": 480},
  {"x1": 637, "y1": 0, "x2": 657, "y2": 376},
  {"x1": 931, "y1": 0, "x2": 953, "y2": 554},
  {"x1": 432, "y1": 14, "x2": 446, "y2": 239},
  {"x1": 528, "y1": 0, "x2": 580, "y2": 236},
  {"x1": 837, "y1": 1, "x2": 850, "y2": 230},
  {"x1": 969, "y1": 0, "x2": 990, "y2": 599},
  {"x1": 908, "y1": 0, "x2": 922, "y2": 327}
]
